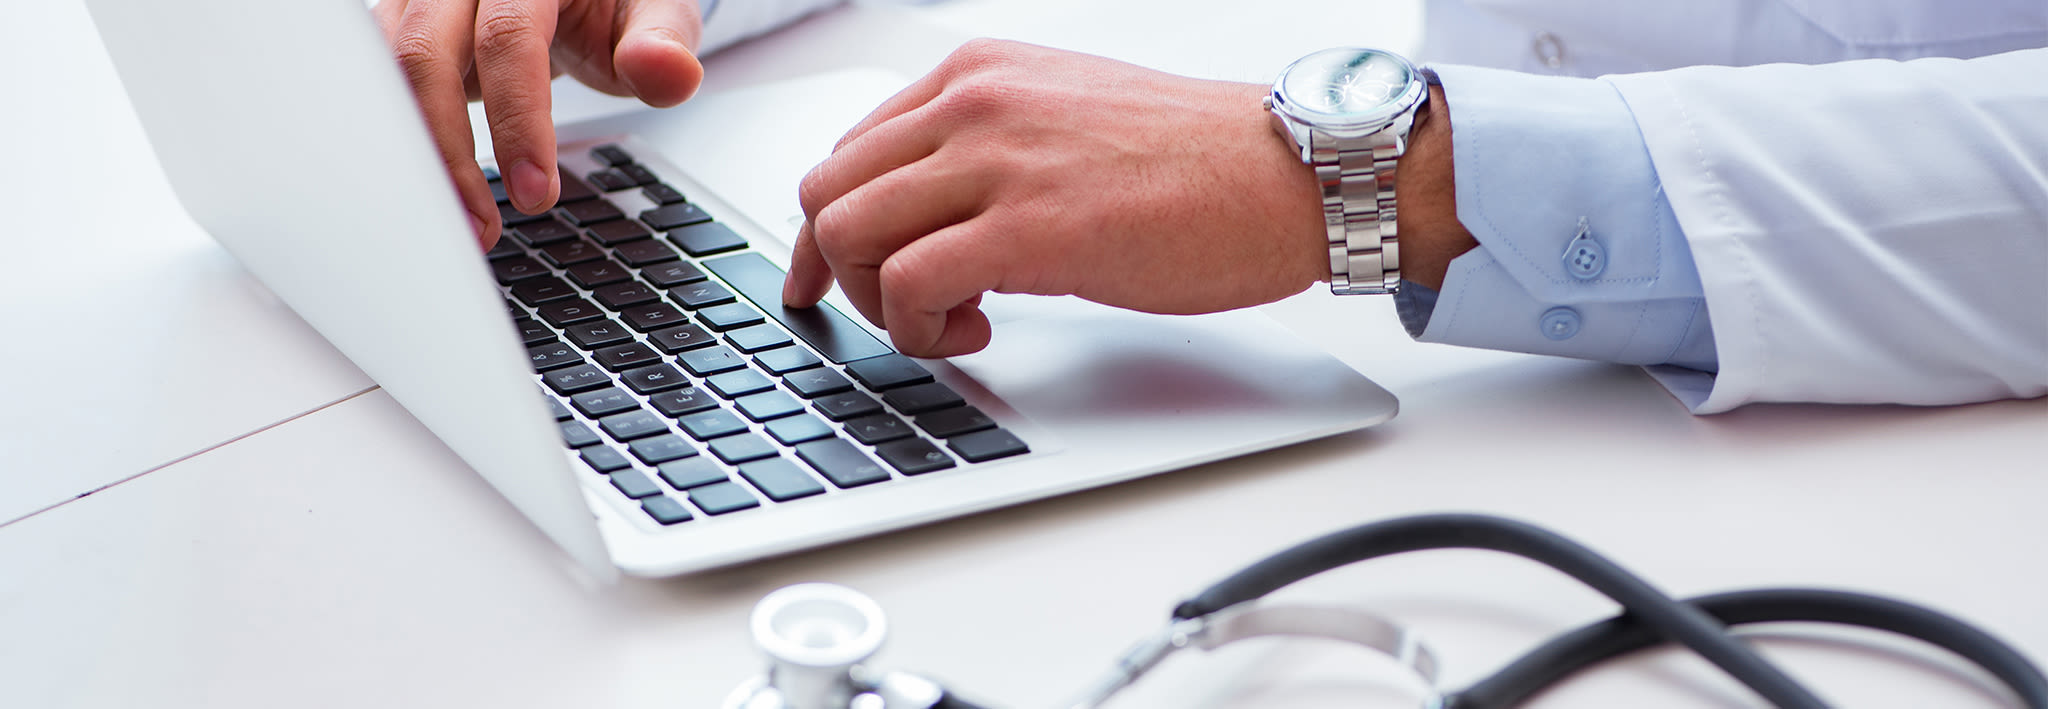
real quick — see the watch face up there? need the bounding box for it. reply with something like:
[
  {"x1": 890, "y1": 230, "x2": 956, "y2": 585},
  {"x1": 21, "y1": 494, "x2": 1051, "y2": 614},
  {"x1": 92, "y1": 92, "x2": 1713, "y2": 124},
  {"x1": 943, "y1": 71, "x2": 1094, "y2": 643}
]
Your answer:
[{"x1": 1278, "y1": 48, "x2": 1418, "y2": 125}]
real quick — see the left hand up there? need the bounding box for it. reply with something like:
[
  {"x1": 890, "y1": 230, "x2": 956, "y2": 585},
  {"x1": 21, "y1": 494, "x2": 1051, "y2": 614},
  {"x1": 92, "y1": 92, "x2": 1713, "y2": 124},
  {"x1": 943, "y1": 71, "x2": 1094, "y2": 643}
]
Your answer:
[{"x1": 782, "y1": 40, "x2": 1331, "y2": 357}]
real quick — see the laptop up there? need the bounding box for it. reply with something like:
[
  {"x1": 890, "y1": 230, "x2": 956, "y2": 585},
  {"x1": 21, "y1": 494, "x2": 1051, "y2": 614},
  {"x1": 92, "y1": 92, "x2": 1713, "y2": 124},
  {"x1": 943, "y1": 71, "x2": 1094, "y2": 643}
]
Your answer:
[{"x1": 83, "y1": 0, "x2": 1398, "y2": 579}]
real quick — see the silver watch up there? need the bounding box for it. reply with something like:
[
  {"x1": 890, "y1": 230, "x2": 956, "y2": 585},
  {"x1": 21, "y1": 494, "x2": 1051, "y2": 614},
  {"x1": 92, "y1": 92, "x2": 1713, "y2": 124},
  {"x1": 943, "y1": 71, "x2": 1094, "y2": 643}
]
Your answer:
[{"x1": 1267, "y1": 47, "x2": 1429, "y2": 295}]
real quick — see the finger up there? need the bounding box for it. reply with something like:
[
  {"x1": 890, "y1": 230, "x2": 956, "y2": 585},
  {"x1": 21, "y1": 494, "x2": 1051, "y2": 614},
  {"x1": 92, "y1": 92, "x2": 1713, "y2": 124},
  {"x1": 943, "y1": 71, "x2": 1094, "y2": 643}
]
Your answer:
[
  {"x1": 611, "y1": 0, "x2": 705, "y2": 108},
  {"x1": 391, "y1": 0, "x2": 502, "y2": 246},
  {"x1": 472, "y1": 0, "x2": 562, "y2": 215},
  {"x1": 797, "y1": 102, "x2": 949, "y2": 218},
  {"x1": 783, "y1": 221, "x2": 835, "y2": 307},
  {"x1": 829, "y1": 38, "x2": 1017, "y2": 153},
  {"x1": 372, "y1": 0, "x2": 411, "y2": 40},
  {"x1": 876, "y1": 220, "x2": 1012, "y2": 357},
  {"x1": 808, "y1": 155, "x2": 989, "y2": 328}
]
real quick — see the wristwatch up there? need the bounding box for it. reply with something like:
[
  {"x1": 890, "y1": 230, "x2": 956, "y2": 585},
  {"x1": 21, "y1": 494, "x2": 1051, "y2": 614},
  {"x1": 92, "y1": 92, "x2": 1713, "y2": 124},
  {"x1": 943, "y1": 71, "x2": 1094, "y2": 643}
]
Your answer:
[{"x1": 1266, "y1": 47, "x2": 1429, "y2": 295}]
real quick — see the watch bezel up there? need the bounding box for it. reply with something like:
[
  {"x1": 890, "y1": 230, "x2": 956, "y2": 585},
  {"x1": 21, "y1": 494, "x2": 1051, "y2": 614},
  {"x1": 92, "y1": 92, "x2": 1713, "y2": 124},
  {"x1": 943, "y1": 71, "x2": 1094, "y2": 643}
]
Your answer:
[{"x1": 1268, "y1": 47, "x2": 1428, "y2": 138}]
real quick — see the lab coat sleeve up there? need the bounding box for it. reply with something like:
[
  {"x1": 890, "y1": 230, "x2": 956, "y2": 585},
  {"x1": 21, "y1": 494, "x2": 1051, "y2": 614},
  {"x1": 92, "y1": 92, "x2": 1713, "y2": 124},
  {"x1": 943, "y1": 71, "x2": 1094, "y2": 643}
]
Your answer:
[
  {"x1": 1609, "y1": 48, "x2": 2048, "y2": 412},
  {"x1": 698, "y1": 0, "x2": 847, "y2": 55}
]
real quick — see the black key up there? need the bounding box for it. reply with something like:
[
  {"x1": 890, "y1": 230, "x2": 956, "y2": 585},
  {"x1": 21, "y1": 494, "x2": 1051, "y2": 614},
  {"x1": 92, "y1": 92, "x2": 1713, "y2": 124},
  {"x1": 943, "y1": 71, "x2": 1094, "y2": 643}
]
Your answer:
[
  {"x1": 620, "y1": 163, "x2": 660, "y2": 186},
  {"x1": 642, "y1": 260, "x2": 707, "y2": 287},
  {"x1": 783, "y1": 367, "x2": 855, "y2": 399},
  {"x1": 647, "y1": 387, "x2": 719, "y2": 417},
  {"x1": 875, "y1": 437, "x2": 956, "y2": 475},
  {"x1": 679, "y1": 346, "x2": 746, "y2": 376},
  {"x1": 610, "y1": 469, "x2": 662, "y2": 499},
  {"x1": 882, "y1": 382, "x2": 966, "y2": 415},
  {"x1": 795, "y1": 438, "x2": 891, "y2": 488},
  {"x1": 581, "y1": 446, "x2": 633, "y2": 473},
  {"x1": 688, "y1": 482, "x2": 759, "y2": 515},
  {"x1": 708, "y1": 432, "x2": 778, "y2": 464},
  {"x1": 565, "y1": 259, "x2": 631, "y2": 289},
  {"x1": 643, "y1": 182, "x2": 688, "y2": 205},
  {"x1": 641, "y1": 496, "x2": 693, "y2": 525},
  {"x1": 736, "y1": 391, "x2": 805, "y2": 422},
  {"x1": 755, "y1": 346, "x2": 823, "y2": 375},
  {"x1": 513, "y1": 318, "x2": 556, "y2": 345},
  {"x1": 628, "y1": 434, "x2": 697, "y2": 465},
  {"x1": 612, "y1": 239, "x2": 679, "y2": 267},
  {"x1": 559, "y1": 420, "x2": 602, "y2": 448},
  {"x1": 486, "y1": 169, "x2": 507, "y2": 196},
  {"x1": 619, "y1": 363, "x2": 689, "y2": 395},
  {"x1": 843, "y1": 413, "x2": 914, "y2": 445},
  {"x1": 725, "y1": 324, "x2": 793, "y2": 353},
  {"x1": 948, "y1": 428, "x2": 1030, "y2": 463},
  {"x1": 669, "y1": 221, "x2": 748, "y2": 256},
  {"x1": 570, "y1": 387, "x2": 639, "y2": 417},
  {"x1": 588, "y1": 219, "x2": 654, "y2": 246},
  {"x1": 599, "y1": 409, "x2": 670, "y2": 441},
  {"x1": 697, "y1": 302, "x2": 766, "y2": 331},
  {"x1": 511, "y1": 216, "x2": 579, "y2": 246},
  {"x1": 915, "y1": 406, "x2": 996, "y2": 438},
  {"x1": 538, "y1": 298, "x2": 606, "y2": 328},
  {"x1": 511, "y1": 275, "x2": 577, "y2": 305},
  {"x1": 594, "y1": 342, "x2": 661, "y2": 371},
  {"x1": 593, "y1": 281, "x2": 661, "y2": 310},
  {"x1": 845, "y1": 354, "x2": 935, "y2": 390},
  {"x1": 647, "y1": 323, "x2": 717, "y2": 353},
  {"x1": 486, "y1": 236, "x2": 527, "y2": 260},
  {"x1": 492, "y1": 256, "x2": 549, "y2": 284},
  {"x1": 542, "y1": 364, "x2": 612, "y2": 395},
  {"x1": 703, "y1": 253, "x2": 891, "y2": 364},
  {"x1": 587, "y1": 169, "x2": 636, "y2": 192},
  {"x1": 621, "y1": 302, "x2": 689, "y2": 332},
  {"x1": 641, "y1": 202, "x2": 713, "y2": 230},
  {"x1": 564, "y1": 319, "x2": 635, "y2": 350},
  {"x1": 505, "y1": 298, "x2": 525, "y2": 319},
  {"x1": 560, "y1": 199, "x2": 623, "y2": 227},
  {"x1": 657, "y1": 457, "x2": 727, "y2": 490},
  {"x1": 557, "y1": 167, "x2": 599, "y2": 203},
  {"x1": 499, "y1": 202, "x2": 548, "y2": 226},
  {"x1": 814, "y1": 392, "x2": 883, "y2": 421},
  {"x1": 707, "y1": 369, "x2": 775, "y2": 398},
  {"x1": 546, "y1": 397, "x2": 575, "y2": 421},
  {"x1": 764, "y1": 414, "x2": 834, "y2": 445},
  {"x1": 591, "y1": 144, "x2": 634, "y2": 167},
  {"x1": 526, "y1": 341, "x2": 584, "y2": 372},
  {"x1": 678, "y1": 409, "x2": 749, "y2": 440},
  {"x1": 670, "y1": 281, "x2": 735, "y2": 309},
  {"x1": 540, "y1": 238, "x2": 605, "y2": 267},
  {"x1": 737, "y1": 458, "x2": 826, "y2": 502}
]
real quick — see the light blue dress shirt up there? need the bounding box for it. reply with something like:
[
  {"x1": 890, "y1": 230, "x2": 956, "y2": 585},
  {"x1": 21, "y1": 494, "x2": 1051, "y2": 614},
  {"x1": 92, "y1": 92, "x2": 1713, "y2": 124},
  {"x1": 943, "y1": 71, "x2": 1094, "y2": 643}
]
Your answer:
[{"x1": 1393, "y1": 64, "x2": 1720, "y2": 374}]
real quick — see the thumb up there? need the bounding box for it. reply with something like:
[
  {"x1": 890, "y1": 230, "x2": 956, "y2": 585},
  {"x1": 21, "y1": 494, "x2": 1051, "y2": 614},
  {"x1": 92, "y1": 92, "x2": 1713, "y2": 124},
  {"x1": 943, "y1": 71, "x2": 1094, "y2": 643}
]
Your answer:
[{"x1": 612, "y1": 0, "x2": 706, "y2": 108}]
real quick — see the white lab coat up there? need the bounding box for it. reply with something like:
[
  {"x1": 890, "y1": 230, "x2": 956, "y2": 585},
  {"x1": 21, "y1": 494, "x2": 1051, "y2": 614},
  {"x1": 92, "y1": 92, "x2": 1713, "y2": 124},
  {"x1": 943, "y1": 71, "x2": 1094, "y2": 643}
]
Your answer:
[{"x1": 1424, "y1": 0, "x2": 2048, "y2": 411}]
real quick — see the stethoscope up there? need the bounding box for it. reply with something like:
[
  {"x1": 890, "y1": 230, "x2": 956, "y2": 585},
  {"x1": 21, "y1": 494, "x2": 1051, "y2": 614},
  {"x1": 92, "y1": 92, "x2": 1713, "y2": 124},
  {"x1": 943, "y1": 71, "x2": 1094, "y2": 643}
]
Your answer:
[{"x1": 725, "y1": 513, "x2": 2048, "y2": 709}]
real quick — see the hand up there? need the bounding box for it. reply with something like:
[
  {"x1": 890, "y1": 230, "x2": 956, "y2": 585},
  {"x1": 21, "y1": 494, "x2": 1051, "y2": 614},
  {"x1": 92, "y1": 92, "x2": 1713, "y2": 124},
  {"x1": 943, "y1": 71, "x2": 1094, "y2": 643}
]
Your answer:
[
  {"x1": 784, "y1": 40, "x2": 1332, "y2": 358},
  {"x1": 372, "y1": 0, "x2": 708, "y2": 247}
]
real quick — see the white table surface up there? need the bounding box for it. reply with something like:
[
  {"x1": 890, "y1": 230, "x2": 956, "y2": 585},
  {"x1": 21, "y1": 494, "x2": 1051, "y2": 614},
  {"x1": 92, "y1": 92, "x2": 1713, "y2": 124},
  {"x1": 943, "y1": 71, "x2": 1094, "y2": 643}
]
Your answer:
[{"x1": 4, "y1": 1, "x2": 2045, "y2": 707}]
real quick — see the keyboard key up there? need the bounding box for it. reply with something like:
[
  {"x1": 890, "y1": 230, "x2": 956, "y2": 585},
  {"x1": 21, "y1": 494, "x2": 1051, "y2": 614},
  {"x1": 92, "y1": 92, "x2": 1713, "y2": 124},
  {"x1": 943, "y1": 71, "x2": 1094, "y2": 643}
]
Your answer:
[
  {"x1": 499, "y1": 202, "x2": 548, "y2": 226},
  {"x1": 557, "y1": 167, "x2": 599, "y2": 203},
  {"x1": 486, "y1": 235, "x2": 526, "y2": 260},
  {"x1": 670, "y1": 281, "x2": 736, "y2": 309},
  {"x1": 560, "y1": 420, "x2": 602, "y2": 447},
  {"x1": 588, "y1": 219, "x2": 654, "y2": 246},
  {"x1": 591, "y1": 143, "x2": 634, "y2": 167},
  {"x1": 641, "y1": 496, "x2": 693, "y2": 525},
  {"x1": 587, "y1": 168, "x2": 637, "y2": 192},
  {"x1": 621, "y1": 302, "x2": 689, "y2": 332},
  {"x1": 736, "y1": 391, "x2": 805, "y2": 421},
  {"x1": 764, "y1": 414, "x2": 834, "y2": 445},
  {"x1": 689, "y1": 482, "x2": 760, "y2": 515},
  {"x1": 641, "y1": 202, "x2": 713, "y2": 230},
  {"x1": 844, "y1": 413, "x2": 914, "y2": 445},
  {"x1": 581, "y1": 445, "x2": 632, "y2": 473},
  {"x1": 679, "y1": 346, "x2": 746, "y2": 376},
  {"x1": 703, "y1": 253, "x2": 892, "y2": 363},
  {"x1": 511, "y1": 216, "x2": 579, "y2": 246},
  {"x1": 706, "y1": 369, "x2": 775, "y2": 398},
  {"x1": 641, "y1": 260, "x2": 707, "y2": 288},
  {"x1": 491, "y1": 256, "x2": 549, "y2": 284},
  {"x1": 754, "y1": 346, "x2": 823, "y2": 375},
  {"x1": 814, "y1": 392, "x2": 883, "y2": 421},
  {"x1": 948, "y1": 428, "x2": 1029, "y2": 463},
  {"x1": 881, "y1": 382, "x2": 966, "y2": 415},
  {"x1": 915, "y1": 406, "x2": 997, "y2": 438},
  {"x1": 513, "y1": 318, "x2": 555, "y2": 345},
  {"x1": 738, "y1": 458, "x2": 826, "y2": 502},
  {"x1": 619, "y1": 363, "x2": 689, "y2": 395},
  {"x1": 845, "y1": 354, "x2": 935, "y2": 390},
  {"x1": 657, "y1": 457, "x2": 727, "y2": 490},
  {"x1": 540, "y1": 238, "x2": 605, "y2": 267},
  {"x1": 598, "y1": 409, "x2": 670, "y2": 441},
  {"x1": 538, "y1": 298, "x2": 606, "y2": 327},
  {"x1": 511, "y1": 275, "x2": 577, "y2": 305},
  {"x1": 620, "y1": 163, "x2": 660, "y2": 186},
  {"x1": 594, "y1": 342, "x2": 661, "y2": 371},
  {"x1": 547, "y1": 397, "x2": 575, "y2": 421},
  {"x1": 698, "y1": 302, "x2": 766, "y2": 331},
  {"x1": 668, "y1": 221, "x2": 748, "y2": 256},
  {"x1": 570, "y1": 387, "x2": 639, "y2": 417},
  {"x1": 643, "y1": 182, "x2": 688, "y2": 205},
  {"x1": 783, "y1": 367, "x2": 855, "y2": 399},
  {"x1": 542, "y1": 364, "x2": 612, "y2": 395},
  {"x1": 526, "y1": 341, "x2": 584, "y2": 372},
  {"x1": 592, "y1": 281, "x2": 661, "y2": 310},
  {"x1": 678, "y1": 409, "x2": 749, "y2": 440},
  {"x1": 725, "y1": 324, "x2": 793, "y2": 353},
  {"x1": 648, "y1": 323, "x2": 717, "y2": 353},
  {"x1": 647, "y1": 387, "x2": 719, "y2": 417},
  {"x1": 563, "y1": 319, "x2": 634, "y2": 350},
  {"x1": 795, "y1": 438, "x2": 891, "y2": 488},
  {"x1": 560, "y1": 198, "x2": 623, "y2": 227},
  {"x1": 609, "y1": 469, "x2": 663, "y2": 499},
  {"x1": 628, "y1": 434, "x2": 697, "y2": 465},
  {"x1": 565, "y1": 259, "x2": 631, "y2": 289},
  {"x1": 709, "y1": 432, "x2": 778, "y2": 464},
  {"x1": 875, "y1": 437, "x2": 956, "y2": 475},
  {"x1": 612, "y1": 238, "x2": 679, "y2": 267}
]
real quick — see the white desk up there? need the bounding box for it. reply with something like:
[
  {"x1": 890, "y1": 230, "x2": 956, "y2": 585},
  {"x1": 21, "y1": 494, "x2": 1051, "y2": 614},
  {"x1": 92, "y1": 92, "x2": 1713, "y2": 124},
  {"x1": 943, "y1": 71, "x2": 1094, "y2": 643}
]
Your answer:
[{"x1": 4, "y1": 1, "x2": 2044, "y2": 707}]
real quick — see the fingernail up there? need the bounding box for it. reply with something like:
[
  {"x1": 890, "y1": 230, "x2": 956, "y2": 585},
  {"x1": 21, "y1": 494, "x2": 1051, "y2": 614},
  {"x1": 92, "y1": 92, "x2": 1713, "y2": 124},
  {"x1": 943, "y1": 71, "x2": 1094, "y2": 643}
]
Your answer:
[{"x1": 507, "y1": 159, "x2": 550, "y2": 212}]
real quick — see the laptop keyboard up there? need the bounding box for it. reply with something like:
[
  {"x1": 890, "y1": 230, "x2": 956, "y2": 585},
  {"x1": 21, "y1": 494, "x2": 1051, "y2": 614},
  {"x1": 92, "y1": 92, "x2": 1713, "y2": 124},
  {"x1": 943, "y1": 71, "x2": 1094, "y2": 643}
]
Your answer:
[{"x1": 485, "y1": 142, "x2": 1028, "y2": 528}]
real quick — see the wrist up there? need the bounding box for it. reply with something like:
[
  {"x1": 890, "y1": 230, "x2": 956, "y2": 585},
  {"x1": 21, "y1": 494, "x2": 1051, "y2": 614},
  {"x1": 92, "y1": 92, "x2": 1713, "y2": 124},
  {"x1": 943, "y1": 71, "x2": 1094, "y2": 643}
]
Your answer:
[{"x1": 1394, "y1": 84, "x2": 1476, "y2": 291}]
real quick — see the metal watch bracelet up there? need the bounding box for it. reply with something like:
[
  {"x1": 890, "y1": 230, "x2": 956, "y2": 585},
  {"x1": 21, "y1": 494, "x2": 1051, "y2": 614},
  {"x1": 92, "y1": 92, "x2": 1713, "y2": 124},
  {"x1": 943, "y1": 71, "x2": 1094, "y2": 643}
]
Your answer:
[{"x1": 1317, "y1": 128, "x2": 1405, "y2": 296}]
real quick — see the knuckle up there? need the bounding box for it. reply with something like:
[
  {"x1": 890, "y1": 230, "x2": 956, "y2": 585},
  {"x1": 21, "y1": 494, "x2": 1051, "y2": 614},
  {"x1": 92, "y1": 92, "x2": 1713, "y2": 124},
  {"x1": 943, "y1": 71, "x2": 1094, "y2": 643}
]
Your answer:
[
  {"x1": 473, "y1": 4, "x2": 545, "y2": 59},
  {"x1": 948, "y1": 38, "x2": 1016, "y2": 68},
  {"x1": 796, "y1": 168, "x2": 832, "y2": 217},
  {"x1": 390, "y1": 28, "x2": 449, "y2": 83}
]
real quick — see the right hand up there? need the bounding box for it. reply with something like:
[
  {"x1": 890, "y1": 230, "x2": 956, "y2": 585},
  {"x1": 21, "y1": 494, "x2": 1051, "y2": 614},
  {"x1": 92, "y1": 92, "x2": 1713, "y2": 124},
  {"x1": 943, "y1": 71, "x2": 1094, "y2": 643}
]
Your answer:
[{"x1": 371, "y1": 0, "x2": 709, "y2": 247}]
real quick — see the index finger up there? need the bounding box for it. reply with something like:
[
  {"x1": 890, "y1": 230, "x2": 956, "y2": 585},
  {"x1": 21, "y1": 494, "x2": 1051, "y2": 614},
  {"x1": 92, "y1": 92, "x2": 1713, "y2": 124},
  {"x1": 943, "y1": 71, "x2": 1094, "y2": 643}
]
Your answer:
[
  {"x1": 472, "y1": 0, "x2": 562, "y2": 215},
  {"x1": 390, "y1": 0, "x2": 502, "y2": 246}
]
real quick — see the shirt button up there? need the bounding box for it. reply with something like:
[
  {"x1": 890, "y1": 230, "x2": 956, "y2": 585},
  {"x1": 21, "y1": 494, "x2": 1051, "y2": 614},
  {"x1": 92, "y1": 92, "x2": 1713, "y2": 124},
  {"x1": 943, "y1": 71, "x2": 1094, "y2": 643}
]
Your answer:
[
  {"x1": 1561, "y1": 217, "x2": 1605, "y2": 280},
  {"x1": 1540, "y1": 307, "x2": 1582, "y2": 341}
]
